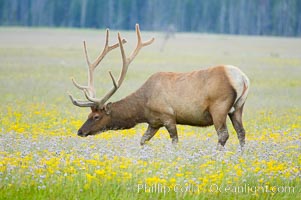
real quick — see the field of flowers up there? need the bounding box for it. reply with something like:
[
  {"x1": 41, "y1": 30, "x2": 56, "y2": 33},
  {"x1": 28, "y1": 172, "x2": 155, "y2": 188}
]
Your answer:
[{"x1": 0, "y1": 28, "x2": 300, "y2": 199}]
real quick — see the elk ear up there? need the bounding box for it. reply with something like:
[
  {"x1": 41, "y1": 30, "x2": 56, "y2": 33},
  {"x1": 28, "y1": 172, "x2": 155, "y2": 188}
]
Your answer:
[
  {"x1": 104, "y1": 102, "x2": 112, "y2": 115},
  {"x1": 91, "y1": 106, "x2": 98, "y2": 112}
]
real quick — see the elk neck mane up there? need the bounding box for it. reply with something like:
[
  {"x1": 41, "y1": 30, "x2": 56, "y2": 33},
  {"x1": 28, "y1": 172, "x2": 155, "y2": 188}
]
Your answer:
[{"x1": 108, "y1": 92, "x2": 146, "y2": 130}]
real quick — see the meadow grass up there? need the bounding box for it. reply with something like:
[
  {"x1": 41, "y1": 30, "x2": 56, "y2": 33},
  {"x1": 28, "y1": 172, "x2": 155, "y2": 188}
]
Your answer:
[{"x1": 0, "y1": 27, "x2": 300, "y2": 199}]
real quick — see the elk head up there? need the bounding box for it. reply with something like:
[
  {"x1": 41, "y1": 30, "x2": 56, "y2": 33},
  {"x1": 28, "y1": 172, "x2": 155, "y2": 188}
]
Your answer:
[{"x1": 68, "y1": 24, "x2": 154, "y2": 137}]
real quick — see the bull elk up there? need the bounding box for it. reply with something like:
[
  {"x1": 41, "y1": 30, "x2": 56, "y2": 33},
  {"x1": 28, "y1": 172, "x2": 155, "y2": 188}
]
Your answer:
[{"x1": 68, "y1": 24, "x2": 250, "y2": 149}]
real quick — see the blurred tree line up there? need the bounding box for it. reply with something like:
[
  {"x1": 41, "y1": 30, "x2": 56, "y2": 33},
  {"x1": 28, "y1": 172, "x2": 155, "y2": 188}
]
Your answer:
[{"x1": 1, "y1": 0, "x2": 300, "y2": 36}]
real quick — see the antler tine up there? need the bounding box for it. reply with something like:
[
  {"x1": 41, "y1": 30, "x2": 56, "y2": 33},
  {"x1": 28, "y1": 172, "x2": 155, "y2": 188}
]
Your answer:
[
  {"x1": 68, "y1": 92, "x2": 97, "y2": 107},
  {"x1": 70, "y1": 40, "x2": 96, "y2": 98},
  {"x1": 120, "y1": 24, "x2": 154, "y2": 85},
  {"x1": 91, "y1": 29, "x2": 109, "y2": 69},
  {"x1": 117, "y1": 32, "x2": 129, "y2": 86},
  {"x1": 83, "y1": 40, "x2": 91, "y2": 68},
  {"x1": 128, "y1": 24, "x2": 155, "y2": 65},
  {"x1": 71, "y1": 77, "x2": 89, "y2": 90},
  {"x1": 92, "y1": 29, "x2": 127, "y2": 69}
]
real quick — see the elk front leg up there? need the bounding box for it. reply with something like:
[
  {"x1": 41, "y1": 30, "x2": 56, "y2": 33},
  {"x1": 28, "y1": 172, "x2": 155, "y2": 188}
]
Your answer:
[{"x1": 140, "y1": 125, "x2": 159, "y2": 145}]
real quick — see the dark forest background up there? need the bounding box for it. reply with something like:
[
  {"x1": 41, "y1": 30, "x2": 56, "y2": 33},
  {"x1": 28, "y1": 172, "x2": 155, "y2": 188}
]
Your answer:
[{"x1": 1, "y1": 0, "x2": 301, "y2": 36}]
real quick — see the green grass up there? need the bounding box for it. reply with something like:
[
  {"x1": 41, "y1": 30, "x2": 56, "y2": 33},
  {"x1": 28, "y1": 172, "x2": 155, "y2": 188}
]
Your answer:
[{"x1": 0, "y1": 27, "x2": 300, "y2": 199}]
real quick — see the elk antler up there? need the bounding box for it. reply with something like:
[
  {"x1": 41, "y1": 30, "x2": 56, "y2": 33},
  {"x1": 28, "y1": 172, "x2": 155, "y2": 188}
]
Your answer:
[
  {"x1": 69, "y1": 29, "x2": 127, "y2": 107},
  {"x1": 83, "y1": 24, "x2": 155, "y2": 108}
]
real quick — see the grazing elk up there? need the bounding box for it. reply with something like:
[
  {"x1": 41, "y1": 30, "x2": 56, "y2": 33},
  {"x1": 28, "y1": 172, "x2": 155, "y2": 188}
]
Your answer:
[{"x1": 68, "y1": 24, "x2": 250, "y2": 149}]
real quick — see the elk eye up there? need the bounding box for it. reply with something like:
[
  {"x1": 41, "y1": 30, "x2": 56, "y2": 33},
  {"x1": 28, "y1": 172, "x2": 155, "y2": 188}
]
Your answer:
[{"x1": 93, "y1": 115, "x2": 101, "y2": 121}]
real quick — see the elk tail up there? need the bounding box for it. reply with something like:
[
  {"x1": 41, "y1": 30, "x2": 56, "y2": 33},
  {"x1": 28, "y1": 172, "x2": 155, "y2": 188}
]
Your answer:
[{"x1": 230, "y1": 75, "x2": 250, "y2": 113}]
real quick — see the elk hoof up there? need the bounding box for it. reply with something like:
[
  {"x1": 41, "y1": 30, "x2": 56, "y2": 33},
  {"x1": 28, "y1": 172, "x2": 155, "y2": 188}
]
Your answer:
[
  {"x1": 171, "y1": 138, "x2": 178, "y2": 145},
  {"x1": 140, "y1": 139, "x2": 147, "y2": 146},
  {"x1": 238, "y1": 145, "x2": 245, "y2": 154},
  {"x1": 217, "y1": 144, "x2": 225, "y2": 151}
]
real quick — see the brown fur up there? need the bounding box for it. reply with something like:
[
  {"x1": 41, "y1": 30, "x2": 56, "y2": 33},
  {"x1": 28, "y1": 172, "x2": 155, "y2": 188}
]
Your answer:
[{"x1": 78, "y1": 65, "x2": 248, "y2": 148}]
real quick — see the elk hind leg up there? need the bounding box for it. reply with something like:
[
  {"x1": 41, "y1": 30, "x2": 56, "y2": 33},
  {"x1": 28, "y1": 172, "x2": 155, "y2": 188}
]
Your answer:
[{"x1": 229, "y1": 105, "x2": 246, "y2": 148}]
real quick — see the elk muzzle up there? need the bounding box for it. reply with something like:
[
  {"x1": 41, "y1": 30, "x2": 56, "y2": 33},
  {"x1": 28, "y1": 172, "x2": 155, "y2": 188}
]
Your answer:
[
  {"x1": 77, "y1": 118, "x2": 95, "y2": 137},
  {"x1": 77, "y1": 129, "x2": 86, "y2": 137}
]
